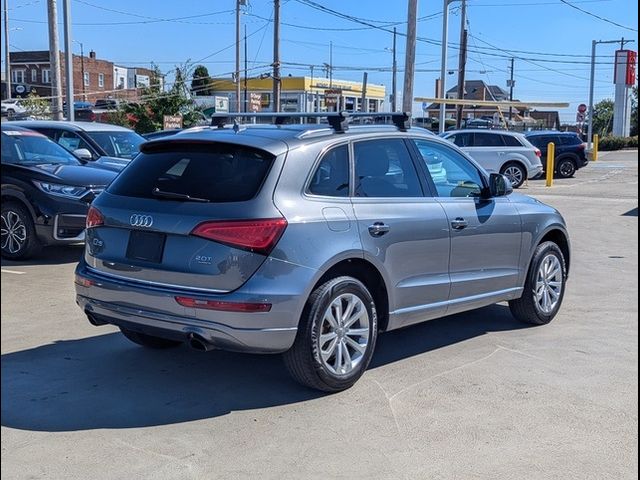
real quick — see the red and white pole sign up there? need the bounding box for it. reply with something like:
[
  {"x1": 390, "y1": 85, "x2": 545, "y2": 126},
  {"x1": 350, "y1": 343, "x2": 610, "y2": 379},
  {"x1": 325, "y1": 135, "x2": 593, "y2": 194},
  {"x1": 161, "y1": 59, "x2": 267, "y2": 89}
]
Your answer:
[{"x1": 613, "y1": 50, "x2": 637, "y2": 86}]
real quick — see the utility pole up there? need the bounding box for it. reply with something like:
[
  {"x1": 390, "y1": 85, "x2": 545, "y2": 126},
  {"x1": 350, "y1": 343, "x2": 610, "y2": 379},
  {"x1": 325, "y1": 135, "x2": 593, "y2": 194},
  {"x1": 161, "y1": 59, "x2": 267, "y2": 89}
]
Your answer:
[
  {"x1": 455, "y1": 0, "x2": 467, "y2": 129},
  {"x1": 438, "y1": 0, "x2": 453, "y2": 133},
  {"x1": 402, "y1": 0, "x2": 418, "y2": 114},
  {"x1": 310, "y1": 64, "x2": 315, "y2": 112},
  {"x1": 47, "y1": 0, "x2": 63, "y2": 119},
  {"x1": 243, "y1": 24, "x2": 247, "y2": 112},
  {"x1": 62, "y1": 0, "x2": 74, "y2": 120},
  {"x1": 508, "y1": 57, "x2": 515, "y2": 121},
  {"x1": 4, "y1": 0, "x2": 10, "y2": 100},
  {"x1": 272, "y1": 0, "x2": 281, "y2": 112},
  {"x1": 235, "y1": 0, "x2": 241, "y2": 113},
  {"x1": 76, "y1": 41, "x2": 85, "y2": 100},
  {"x1": 391, "y1": 27, "x2": 397, "y2": 112},
  {"x1": 329, "y1": 41, "x2": 333, "y2": 88},
  {"x1": 361, "y1": 72, "x2": 368, "y2": 112}
]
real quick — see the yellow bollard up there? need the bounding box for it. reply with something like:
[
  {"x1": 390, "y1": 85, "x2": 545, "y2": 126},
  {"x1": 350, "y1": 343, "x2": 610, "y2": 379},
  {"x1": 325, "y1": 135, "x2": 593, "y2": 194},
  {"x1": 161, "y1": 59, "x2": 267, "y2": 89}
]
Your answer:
[
  {"x1": 546, "y1": 142, "x2": 555, "y2": 187},
  {"x1": 593, "y1": 134, "x2": 599, "y2": 162}
]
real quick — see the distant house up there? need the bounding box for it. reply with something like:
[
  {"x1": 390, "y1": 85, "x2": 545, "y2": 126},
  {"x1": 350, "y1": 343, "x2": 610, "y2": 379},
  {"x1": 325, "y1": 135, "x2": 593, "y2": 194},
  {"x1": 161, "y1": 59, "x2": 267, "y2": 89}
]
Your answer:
[{"x1": 424, "y1": 79, "x2": 526, "y2": 121}]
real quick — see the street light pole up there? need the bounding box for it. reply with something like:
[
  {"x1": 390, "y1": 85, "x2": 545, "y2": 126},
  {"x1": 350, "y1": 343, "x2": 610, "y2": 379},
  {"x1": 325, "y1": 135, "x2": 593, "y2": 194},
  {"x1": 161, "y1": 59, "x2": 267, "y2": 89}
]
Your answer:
[
  {"x1": 402, "y1": 0, "x2": 417, "y2": 114},
  {"x1": 4, "y1": 0, "x2": 11, "y2": 100},
  {"x1": 74, "y1": 40, "x2": 85, "y2": 101},
  {"x1": 438, "y1": 0, "x2": 453, "y2": 133},
  {"x1": 392, "y1": 27, "x2": 397, "y2": 112},
  {"x1": 62, "y1": 0, "x2": 74, "y2": 120}
]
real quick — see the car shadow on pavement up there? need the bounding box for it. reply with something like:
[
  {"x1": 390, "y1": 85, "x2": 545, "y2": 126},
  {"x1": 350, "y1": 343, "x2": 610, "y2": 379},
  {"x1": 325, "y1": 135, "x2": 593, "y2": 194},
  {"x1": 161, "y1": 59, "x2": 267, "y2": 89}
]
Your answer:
[
  {"x1": 1, "y1": 245, "x2": 84, "y2": 267},
  {"x1": 1, "y1": 304, "x2": 529, "y2": 432}
]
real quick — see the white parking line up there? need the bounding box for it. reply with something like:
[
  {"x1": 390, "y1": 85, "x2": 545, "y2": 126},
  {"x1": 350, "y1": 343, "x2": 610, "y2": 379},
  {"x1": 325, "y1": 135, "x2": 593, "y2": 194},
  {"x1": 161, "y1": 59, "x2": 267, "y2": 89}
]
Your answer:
[{"x1": 1, "y1": 269, "x2": 25, "y2": 275}]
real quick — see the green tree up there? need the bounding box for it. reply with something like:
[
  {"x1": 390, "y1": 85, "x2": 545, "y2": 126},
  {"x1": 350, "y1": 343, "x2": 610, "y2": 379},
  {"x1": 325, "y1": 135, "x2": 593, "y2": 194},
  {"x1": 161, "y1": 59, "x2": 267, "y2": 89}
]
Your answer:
[
  {"x1": 591, "y1": 99, "x2": 614, "y2": 137},
  {"x1": 191, "y1": 65, "x2": 213, "y2": 96},
  {"x1": 121, "y1": 64, "x2": 203, "y2": 134},
  {"x1": 20, "y1": 92, "x2": 51, "y2": 119}
]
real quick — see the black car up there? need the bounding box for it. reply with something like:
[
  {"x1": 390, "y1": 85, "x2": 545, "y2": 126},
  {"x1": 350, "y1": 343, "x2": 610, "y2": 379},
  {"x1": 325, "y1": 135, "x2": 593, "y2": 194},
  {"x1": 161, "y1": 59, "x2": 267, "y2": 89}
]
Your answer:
[
  {"x1": 525, "y1": 131, "x2": 588, "y2": 178},
  {"x1": 1, "y1": 124, "x2": 117, "y2": 259}
]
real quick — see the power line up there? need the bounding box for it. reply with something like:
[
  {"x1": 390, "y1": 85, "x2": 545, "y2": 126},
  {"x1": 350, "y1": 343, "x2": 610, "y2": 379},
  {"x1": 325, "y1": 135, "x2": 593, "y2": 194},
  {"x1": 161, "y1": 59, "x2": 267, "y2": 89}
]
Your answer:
[{"x1": 558, "y1": 0, "x2": 637, "y2": 32}]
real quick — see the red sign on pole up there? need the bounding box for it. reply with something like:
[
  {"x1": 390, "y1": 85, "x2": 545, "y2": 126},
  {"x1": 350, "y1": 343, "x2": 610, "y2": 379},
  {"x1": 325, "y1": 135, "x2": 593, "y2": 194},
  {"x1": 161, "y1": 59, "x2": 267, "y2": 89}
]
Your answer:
[
  {"x1": 577, "y1": 103, "x2": 587, "y2": 114},
  {"x1": 614, "y1": 50, "x2": 637, "y2": 86}
]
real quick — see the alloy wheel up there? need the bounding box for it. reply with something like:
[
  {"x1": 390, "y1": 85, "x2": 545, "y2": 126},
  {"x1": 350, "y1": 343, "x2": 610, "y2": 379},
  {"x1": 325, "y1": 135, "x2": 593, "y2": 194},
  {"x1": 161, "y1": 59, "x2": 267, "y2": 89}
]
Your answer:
[
  {"x1": 1, "y1": 210, "x2": 27, "y2": 254},
  {"x1": 534, "y1": 254, "x2": 563, "y2": 314},
  {"x1": 504, "y1": 165, "x2": 524, "y2": 187},
  {"x1": 318, "y1": 293, "x2": 370, "y2": 376}
]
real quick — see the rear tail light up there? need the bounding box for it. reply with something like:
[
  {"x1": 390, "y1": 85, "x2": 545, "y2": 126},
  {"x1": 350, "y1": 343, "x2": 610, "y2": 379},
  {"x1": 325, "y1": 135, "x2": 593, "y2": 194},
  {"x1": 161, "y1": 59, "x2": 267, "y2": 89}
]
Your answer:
[
  {"x1": 86, "y1": 206, "x2": 104, "y2": 228},
  {"x1": 191, "y1": 218, "x2": 287, "y2": 255},
  {"x1": 534, "y1": 149, "x2": 542, "y2": 157},
  {"x1": 175, "y1": 296, "x2": 272, "y2": 313}
]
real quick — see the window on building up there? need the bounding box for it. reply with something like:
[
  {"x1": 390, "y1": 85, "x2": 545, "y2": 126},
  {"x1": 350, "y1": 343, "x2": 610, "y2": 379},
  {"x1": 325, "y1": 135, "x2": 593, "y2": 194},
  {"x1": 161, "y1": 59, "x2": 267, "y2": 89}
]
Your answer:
[
  {"x1": 84, "y1": 72, "x2": 90, "y2": 87},
  {"x1": 98, "y1": 73, "x2": 104, "y2": 88},
  {"x1": 42, "y1": 69, "x2": 51, "y2": 84},
  {"x1": 31, "y1": 69, "x2": 37, "y2": 83},
  {"x1": 12, "y1": 69, "x2": 25, "y2": 84}
]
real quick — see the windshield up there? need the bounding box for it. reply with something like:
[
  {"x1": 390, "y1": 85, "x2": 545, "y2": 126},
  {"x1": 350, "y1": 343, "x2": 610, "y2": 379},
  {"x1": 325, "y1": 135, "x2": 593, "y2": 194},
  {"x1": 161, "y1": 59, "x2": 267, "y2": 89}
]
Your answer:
[
  {"x1": 1, "y1": 130, "x2": 81, "y2": 166},
  {"x1": 86, "y1": 131, "x2": 145, "y2": 159}
]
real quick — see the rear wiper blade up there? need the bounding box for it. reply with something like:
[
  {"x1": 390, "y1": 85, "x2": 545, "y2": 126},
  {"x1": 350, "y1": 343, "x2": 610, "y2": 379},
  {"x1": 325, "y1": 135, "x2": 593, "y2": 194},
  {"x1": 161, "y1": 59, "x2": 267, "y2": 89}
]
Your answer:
[{"x1": 152, "y1": 188, "x2": 210, "y2": 203}]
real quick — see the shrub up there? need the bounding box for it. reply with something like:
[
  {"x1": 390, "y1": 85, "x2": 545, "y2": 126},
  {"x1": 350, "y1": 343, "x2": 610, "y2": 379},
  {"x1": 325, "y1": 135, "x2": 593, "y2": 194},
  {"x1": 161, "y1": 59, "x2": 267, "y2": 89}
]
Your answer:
[{"x1": 598, "y1": 136, "x2": 638, "y2": 151}]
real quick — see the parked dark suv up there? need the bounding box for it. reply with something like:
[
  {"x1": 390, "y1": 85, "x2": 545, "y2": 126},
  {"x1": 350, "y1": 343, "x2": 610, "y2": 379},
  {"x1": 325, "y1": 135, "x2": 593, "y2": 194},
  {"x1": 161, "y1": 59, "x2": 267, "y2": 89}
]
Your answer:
[
  {"x1": 525, "y1": 131, "x2": 588, "y2": 178},
  {"x1": 1, "y1": 124, "x2": 117, "y2": 259}
]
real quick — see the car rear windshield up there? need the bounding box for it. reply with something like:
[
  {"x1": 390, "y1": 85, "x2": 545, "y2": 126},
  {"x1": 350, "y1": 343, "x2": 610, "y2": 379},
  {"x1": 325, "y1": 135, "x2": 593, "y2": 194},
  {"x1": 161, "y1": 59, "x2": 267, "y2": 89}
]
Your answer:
[{"x1": 107, "y1": 143, "x2": 275, "y2": 203}]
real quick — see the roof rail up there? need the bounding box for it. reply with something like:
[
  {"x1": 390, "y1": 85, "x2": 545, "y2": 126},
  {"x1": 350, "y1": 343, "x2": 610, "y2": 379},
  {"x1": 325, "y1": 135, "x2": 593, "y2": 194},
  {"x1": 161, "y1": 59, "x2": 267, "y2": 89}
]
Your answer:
[{"x1": 209, "y1": 111, "x2": 412, "y2": 133}]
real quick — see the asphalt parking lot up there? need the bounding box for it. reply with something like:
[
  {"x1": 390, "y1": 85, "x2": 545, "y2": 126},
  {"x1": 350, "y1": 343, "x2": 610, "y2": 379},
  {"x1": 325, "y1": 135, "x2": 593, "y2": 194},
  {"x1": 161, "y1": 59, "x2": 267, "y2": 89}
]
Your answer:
[{"x1": 2, "y1": 150, "x2": 638, "y2": 480}]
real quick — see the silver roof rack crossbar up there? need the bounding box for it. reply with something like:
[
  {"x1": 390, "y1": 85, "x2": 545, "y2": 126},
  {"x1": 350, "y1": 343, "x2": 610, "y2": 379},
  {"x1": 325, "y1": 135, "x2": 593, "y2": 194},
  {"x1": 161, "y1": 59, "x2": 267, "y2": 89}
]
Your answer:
[{"x1": 209, "y1": 112, "x2": 412, "y2": 133}]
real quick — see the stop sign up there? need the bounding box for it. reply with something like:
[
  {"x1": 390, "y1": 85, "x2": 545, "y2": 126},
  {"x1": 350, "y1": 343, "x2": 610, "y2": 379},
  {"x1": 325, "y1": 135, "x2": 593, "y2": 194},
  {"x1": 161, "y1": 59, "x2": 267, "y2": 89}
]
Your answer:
[{"x1": 578, "y1": 103, "x2": 587, "y2": 113}]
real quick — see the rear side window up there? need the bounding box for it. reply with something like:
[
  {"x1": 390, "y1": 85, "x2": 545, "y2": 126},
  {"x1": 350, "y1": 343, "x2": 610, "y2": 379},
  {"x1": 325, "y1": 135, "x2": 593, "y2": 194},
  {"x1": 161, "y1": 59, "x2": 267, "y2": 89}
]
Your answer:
[
  {"x1": 501, "y1": 135, "x2": 523, "y2": 147},
  {"x1": 560, "y1": 134, "x2": 583, "y2": 145},
  {"x1": 354, "y1": 139, "x2": 422, "y2": 197},
  {"x1": 107, "y1": 143, "x2": 275, "y2": 202},
  {"x1": 473, "y1": 133, "x2": 505, "y2": 147},
  {"x1": 308, "y1": 145, "x2": 349, "y2": 197}
]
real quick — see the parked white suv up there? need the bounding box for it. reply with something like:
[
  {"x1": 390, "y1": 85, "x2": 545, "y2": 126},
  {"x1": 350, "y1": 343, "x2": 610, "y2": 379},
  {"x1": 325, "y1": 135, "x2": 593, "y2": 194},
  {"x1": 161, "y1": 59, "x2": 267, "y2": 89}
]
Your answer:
[{"x1": 441, "y1": 129, "x2": 543, "y2": 188}]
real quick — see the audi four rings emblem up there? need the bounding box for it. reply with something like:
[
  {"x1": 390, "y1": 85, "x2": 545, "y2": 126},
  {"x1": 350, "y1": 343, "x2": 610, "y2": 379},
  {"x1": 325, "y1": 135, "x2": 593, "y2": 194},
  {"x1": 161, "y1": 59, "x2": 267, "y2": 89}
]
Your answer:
[{"x1": 130, "y1": 214, "x2": 154, "y2": 227}]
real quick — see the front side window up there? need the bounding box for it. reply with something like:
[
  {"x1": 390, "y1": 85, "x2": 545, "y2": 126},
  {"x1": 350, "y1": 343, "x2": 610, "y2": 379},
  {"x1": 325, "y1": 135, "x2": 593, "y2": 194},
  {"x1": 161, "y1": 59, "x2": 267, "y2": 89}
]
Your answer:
[
  {"x1": 413, "y1": 140, "x2": 484, "y2": 198},
  {"x1": 308, "y1": 145, "x2": 349, "y2": 197},
  {"x1": 1, "y1": 130, "x2": 80, "y2": 166},
  {"x1": 447, "y1": 132, "x2": 473, "y2": 147},
  {"x1": 354, "y1": 139, "x2": 422, "y2": 198},
  {"x1": 57, "y1": 131, "x2": 93, "y2": 154},
  {"x1": 85, "y1": 131, "x2": 145, "y2": 159}
]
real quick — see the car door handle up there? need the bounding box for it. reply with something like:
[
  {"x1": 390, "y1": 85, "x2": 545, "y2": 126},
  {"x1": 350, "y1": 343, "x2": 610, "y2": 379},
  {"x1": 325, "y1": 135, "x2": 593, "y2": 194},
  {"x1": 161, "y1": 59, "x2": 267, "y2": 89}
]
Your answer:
[
  {"x1": 451, "y1": 217, "x2": 468, "y2": 230},
  {"x1": 368, "y1": 222, "x2": 390, "y2": 237}
]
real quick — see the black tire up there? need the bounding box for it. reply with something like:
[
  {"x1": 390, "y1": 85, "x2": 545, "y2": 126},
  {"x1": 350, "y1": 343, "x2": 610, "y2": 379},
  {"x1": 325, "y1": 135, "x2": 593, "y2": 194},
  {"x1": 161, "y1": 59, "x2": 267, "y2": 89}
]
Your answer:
[
  {"x1": 509, "y1": 241, "x2": 567, "y2": 325},
  {"x1": 500, "y1": 162, "x2": 527, "y2": 189},
  {"x1": 283, "y1": 276, "x2": 378, "y2": 392},
  {"x1": 1, "y1": 201, "x2": 41, "y2": 260},
  {"x1": 556, "y1": 157, "x2": 576, "y2": 178},
  {"x1": 119, "y1": 327, "x2": 182, "y2": 349}
]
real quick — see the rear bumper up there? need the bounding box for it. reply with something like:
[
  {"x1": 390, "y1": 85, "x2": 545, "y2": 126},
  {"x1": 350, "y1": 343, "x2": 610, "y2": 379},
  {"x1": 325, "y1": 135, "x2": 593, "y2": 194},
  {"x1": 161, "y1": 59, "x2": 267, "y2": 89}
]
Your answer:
[
  {"x1": 528, "y1": 164, "x2": 544, "y2": 179},
  {"x1": 74, "y1": 258, "x2": 315, "y2": 353}
]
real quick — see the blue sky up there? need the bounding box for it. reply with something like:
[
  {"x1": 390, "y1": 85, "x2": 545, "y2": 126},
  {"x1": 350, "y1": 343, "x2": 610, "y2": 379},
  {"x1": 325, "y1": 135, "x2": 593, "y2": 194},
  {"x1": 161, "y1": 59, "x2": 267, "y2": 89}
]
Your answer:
[{"x1": 3, "y1": 0, "x2": 638, "y2": 121}]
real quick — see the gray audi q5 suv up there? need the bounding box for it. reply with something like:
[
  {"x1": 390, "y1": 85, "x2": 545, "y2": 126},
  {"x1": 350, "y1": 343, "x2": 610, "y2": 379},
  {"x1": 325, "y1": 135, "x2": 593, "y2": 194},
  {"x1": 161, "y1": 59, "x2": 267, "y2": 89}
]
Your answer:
[{"x1": 75, "y1": 114, "x2": 570, "y2": 392}]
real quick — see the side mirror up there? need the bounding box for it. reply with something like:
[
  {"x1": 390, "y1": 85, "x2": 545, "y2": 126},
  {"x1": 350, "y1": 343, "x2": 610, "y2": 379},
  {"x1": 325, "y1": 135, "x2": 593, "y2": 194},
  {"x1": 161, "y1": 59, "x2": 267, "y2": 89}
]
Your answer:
[
  {"x1": 73, "y1": 148, "x2": 93, "y2": 161},
  {"x1": 488, "y1": 173, "x2": 513, "y2": 197}
]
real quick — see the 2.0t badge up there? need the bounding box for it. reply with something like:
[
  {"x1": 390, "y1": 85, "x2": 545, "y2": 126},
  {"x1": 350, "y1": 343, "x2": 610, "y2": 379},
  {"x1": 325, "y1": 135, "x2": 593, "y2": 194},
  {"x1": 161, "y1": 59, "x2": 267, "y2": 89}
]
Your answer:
[{"x1": 130, "y1": 214, "x2": 153, "y2": 227}]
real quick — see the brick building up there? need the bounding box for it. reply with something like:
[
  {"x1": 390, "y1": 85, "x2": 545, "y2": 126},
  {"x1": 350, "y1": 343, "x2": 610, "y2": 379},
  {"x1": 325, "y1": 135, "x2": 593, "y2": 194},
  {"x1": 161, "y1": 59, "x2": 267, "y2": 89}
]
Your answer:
[{"x1": 5, "y1": 50, "x2": 158, "y2": 103}]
